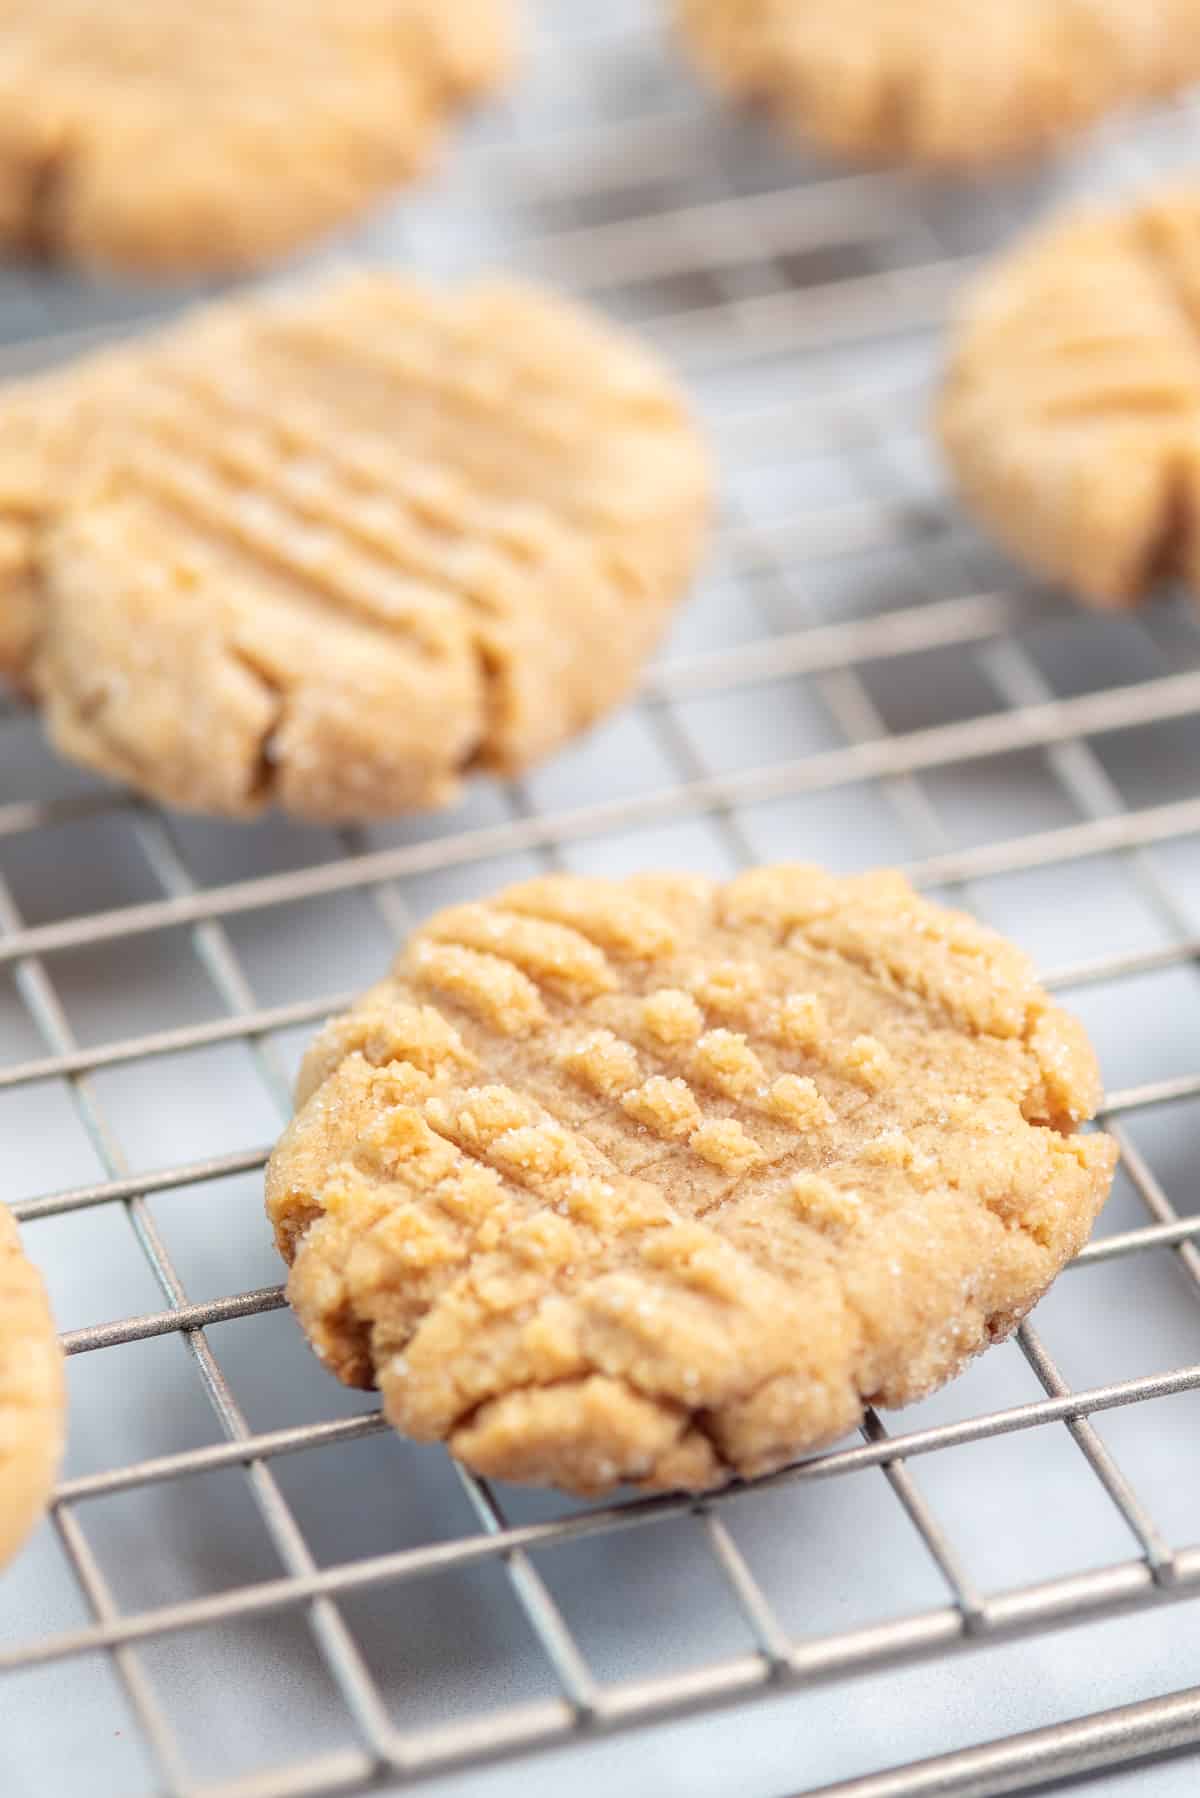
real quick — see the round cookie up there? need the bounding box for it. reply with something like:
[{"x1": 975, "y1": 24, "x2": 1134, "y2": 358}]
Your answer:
[
  {"x1": 0, "y1": 0, "x2": 513, "y2": 276},
  {"x1": 1, "y1": 274, "x2": 710, "y2": 820},
  {"x1": 0, "y1": 1204, "x2": 65, "y2": 1569},
  {"x1": 675, "y1": 1, "x2": 1200, "y2": 169},
  {"x1": 266, "y1": 866, "x2": 1117, "y2": 1497},
  {"x1": 940, "y1": 189, "x2": 1200, "y2": 608}
]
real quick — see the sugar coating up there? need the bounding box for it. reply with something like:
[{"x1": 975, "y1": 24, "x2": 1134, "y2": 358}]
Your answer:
[
  {"x1": 688, "y1": 1117, "x2": 765, "y2": 1173},
  {"x1": 622, "y1": 1076, "x2": 704, "y2": 1140},
  {"x1": 560, "y1": 1030, "x2": 642, "y2": 1099},
  {"x1": 676, "y1": 0, "x2": 1200, "y2": 170},
  {"x1": 413, "y1": 943, "x2": 546, "y2": 1038},
  {"x1": 863, "y1": 1129, "x2": 916, "y2": 1169},
  {"x1": 642, "y1": 988, "x2": 704, "y2": 1046},
  {"x1": 842, "y1": 1035, "x2": 896, "y2": 1093},
  {"x1": 689, "y1": 960, "x2": 764, "y2": 1017},
  {"x1": 941, "y1": 188, "x2": 1200, "y2": 610},
  {"x1": 267, "y1": 864, "x2": 1118, "y2": 1498},
  {"x1": 692, "y1": 1029, "x2": 766, "y2": 1098},
  {"x1": 0, "y1": 273, "x2": 710, "y2": 821},
  {"x1": 788, "y1": 1175, "x2": 862, "y2": 1235},
  {"x1": 766, "y1": 1074, "x2": 834, "y2": 1131},
  {"x1": 773, "y1": 992, "x2": 828, "y2": 1048},
  {"x1": 0, "y1": 1205, "x2": 65, "y2": 1571},
  {"x1": 0, "y1": 0, "x2": 515, "y2": 276},
  {"x1": 424, "y1": 904, "x2": 617, "y2": 998}
]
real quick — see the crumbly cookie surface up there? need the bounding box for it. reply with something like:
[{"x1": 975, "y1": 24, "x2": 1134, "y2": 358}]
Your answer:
[
  {"x1": 940, "y1": 190, "x2": 1200, "y2": 608},
  {"x1": 676, "y1": 1, "x2": 1200, "y2": 169},
  {"x1": 266, "y1": 866, "x2": 1117, "y2": 1496},
  {"x1": 0, "y1": 274, "x2": 709, "y2": 820},
  {"x1": 0, "y1": 0, "x2": 513, "y2": 275},
  {"x1": 0, "y1": 1204, "x2": 65, "y2": 1569}
]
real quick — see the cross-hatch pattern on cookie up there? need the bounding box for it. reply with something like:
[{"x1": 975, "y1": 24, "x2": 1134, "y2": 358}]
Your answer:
[
  {"x1": 266, "y1": 867, "x2": 1117, "y2": 1497},
  {"x1": 941, "y1": 188, "x2": 1200, "y2": 608},
  {"x1": 0, "y1": 274, "x2": 710, "y2": 821}
]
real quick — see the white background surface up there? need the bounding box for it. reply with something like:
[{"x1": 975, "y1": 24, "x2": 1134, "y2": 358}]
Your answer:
[{"x1": 4, "y1": 5, "x2": 1200, "y2": 1795}]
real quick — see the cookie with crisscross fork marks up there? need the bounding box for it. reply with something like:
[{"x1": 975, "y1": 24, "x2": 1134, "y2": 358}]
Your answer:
[
  {"x1": 676, "y1": 1, "x2": 1200, "y2": 169},
  {"x1": 0, "y1": 0, "x2": 513, "y2": 275},
  {"x1": 0, "y1": 272, "x2": 710, "y2": 820},
  {"x1": 940, "y1": 190, "x2": 1200, "y2": 607},
  {"x1": 0, "y1": 1204, "x2": 64, "y2": 1569},
  {"x1": 266, "y1": 866, "x2": 1116, "y2": 1496}
]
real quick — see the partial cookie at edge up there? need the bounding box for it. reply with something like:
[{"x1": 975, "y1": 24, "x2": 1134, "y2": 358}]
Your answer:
[
  {"x1": 0, "y1": 1204, "x2": 65, "y2": 1570},
  {"x1": 675, "y1": 0, "x2": 1200, "y2": 169},
  {"x1": 939, "y1": 188, "x2": 1200, "y2": 608},
  {"x1": 0, "y1": 0, "x2": 515, "y2": 275}
]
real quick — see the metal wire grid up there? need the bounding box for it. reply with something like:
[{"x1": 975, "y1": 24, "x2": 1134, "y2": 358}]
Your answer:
[{"x1": 5, "y1": 6, "x2": 1200, "y2": 1796}]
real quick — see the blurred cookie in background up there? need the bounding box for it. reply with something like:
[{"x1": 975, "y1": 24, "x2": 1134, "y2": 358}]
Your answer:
[
  {"x1": 0, "y1": 272, "x2": 711, "y2": 820},
  {"x1": 675, "y1": 1, "x2": 1200, "y2": 170},
  {"x1": 940, "y1": 187, "x2": 1200, "y2": 607},
  {"x1": 0, "y1": 0, "x2": 515, "y2": 276}
]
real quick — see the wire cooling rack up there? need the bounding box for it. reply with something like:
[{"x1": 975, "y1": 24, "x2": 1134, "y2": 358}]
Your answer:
[{"x1": 7, "y1": 6, "x2": 1200, "y2": 1796}]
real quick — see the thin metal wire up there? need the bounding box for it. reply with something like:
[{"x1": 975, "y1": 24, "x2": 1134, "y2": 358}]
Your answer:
[
  {"x1": 333, "y1": 824, "x2": 604, "y2": 1723},
  {"x1": 51, "y1": 1498, "x2": 191, "y2": 1794},
  {"x1": 4, "y1": 9, "x2": 1200, "y2": 1797},
  {"x1": 7, "y1": 1051, "x2": 1198, "y2": 1235},
  {"x1": 8, "y1": 1491, "x2": 1200, "y2": 1692},
  {"x1": 32, "y1": 1192, "x2": 1200, "y2": 1370},
  {"x1": 698, "y1": 184, "x2": 1165, "y2": 1650},
  {"x1": 7, "y1": 665, "x2": 1200, "y2": 968},
  {"x1": 1015, "y1": 1324, "x2": 1177, "y2": 1584},
  {"x1": 31, "y1": 1358, "x2": 1200, "y2": 1525},
  {"x1": 0, "y1": 871, "x2": 193, "y2": 1795},
  {"x1": 820, "y1": 482, "x2": 1174, "y2": 1594},
  {"x1": 670, "y1": 194, "x2": 995, "y2": 1654},
  {"x1": 0, "y1": 868, "x2": 401, "y2": 1776},
  {"x1": 800, "y1": 1685, "x2": 1200, "y2": 1798}
]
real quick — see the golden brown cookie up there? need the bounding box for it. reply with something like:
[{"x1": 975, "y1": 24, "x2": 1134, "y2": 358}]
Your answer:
[
  {"x1": 0, "y1": 274, "x2": 710, "y2": 821},
  {"x1": 0, "y1": 0, "x2": 513, "y2": 275},
  {"x1": 0, "y1": 1205, "x2": 65, "y2": 1570},
  {"x1": 266, "y1": 866, "x2": 1116, "y2": 1497},
  {"x1": 675, "y1": 1, "x2": 1200, "y2": 169},
  {"x1": 939, "y1": 189, "x2": 1200, "y2": 608}
]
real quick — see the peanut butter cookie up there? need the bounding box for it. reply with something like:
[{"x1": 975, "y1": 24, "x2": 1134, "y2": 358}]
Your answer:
[
  {"x1": 0, "y1": 340, "x2": 140, "y2": 684},
  {"x1": 266, "y1": 866, "x2": 1116, "y2": 1496},
  {"x1": 0, "y1": 274, "x2": 710, "y2": 820},
  {"x1": 0, "y1": 1205, "x2": 65, "y2": 1569},
  {"x1": 0, "y1": 0, "x2": 513, "y2": 275},
  {"x1": 676, "y1": 1, "x2": 1200, "y2": 169},
  {"x1": 940, "y1": 189, "x2": 1200, "y2": 607}
]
